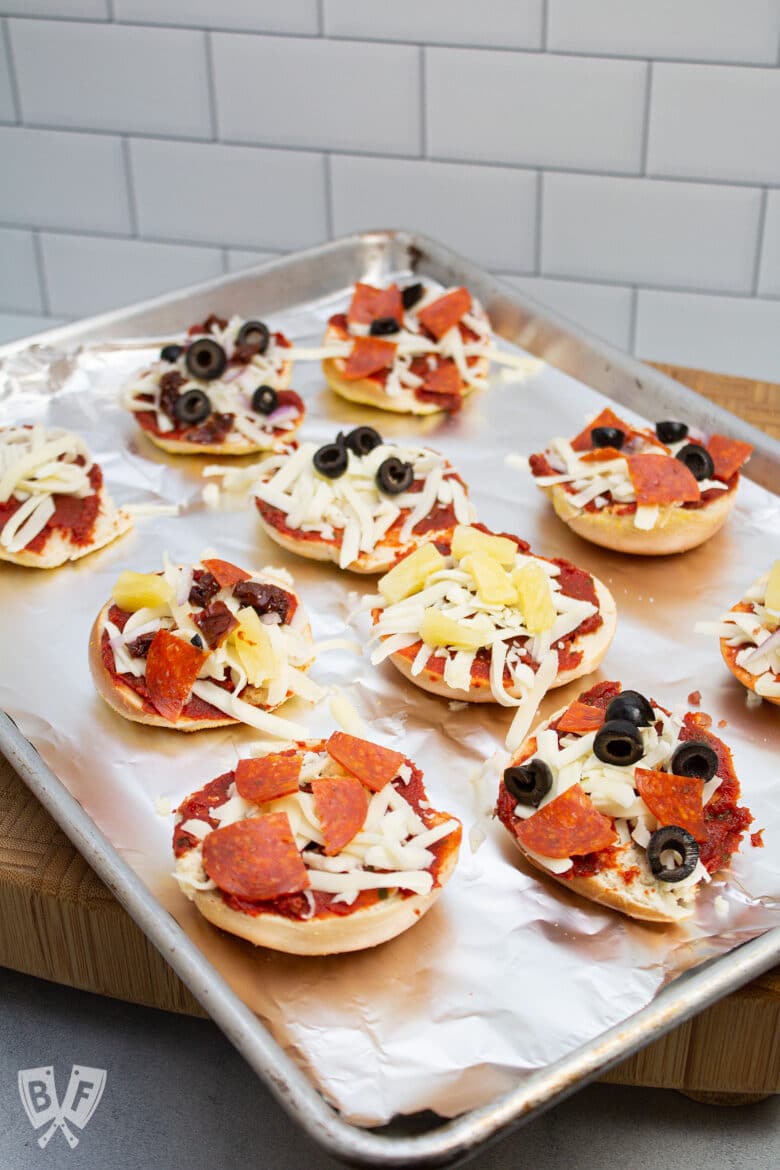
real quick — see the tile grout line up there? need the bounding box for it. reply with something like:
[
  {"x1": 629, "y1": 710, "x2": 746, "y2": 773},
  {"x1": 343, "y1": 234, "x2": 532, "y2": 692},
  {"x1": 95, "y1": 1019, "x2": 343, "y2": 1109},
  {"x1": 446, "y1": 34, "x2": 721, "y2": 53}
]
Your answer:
[
  {"x1": 323, "y1": 154, "x2": 334, "y2": 240},
  {"x1": 30, "y1": 231, "x2": 51, "y2": 317},
  {"x1": 2, "y1": 18, "x2": 22, "y2": 125},
  {"x1": 541, "y1": 0, "x2": 549, "y2": 51},
  {"x1": 105, "y1": 0, "x2": 115, "y2": 19},
  {"x1": 640, "y1": 61, "x2": 653, "y2": 175},
  {"x1": 4, "y1": 14, "x2": 780, "y2": 66},
  {"x1": 419, "y1": 46, "x2": 427, "y2": 157},
  {"x1": 120, "y1": 137, "x2": 139, "y2": 236},
  {"x1": 534, "y1": 172, "x2": 543, "y2": 275},
  {"x1": 751, "y1": 188, "x2": 769, "y2": 295},
  {"x1": 204, "y1": 31, "x2": 219, "y2": 141},
  {"x1": 316, "y1": 0, "x2": 325, "y2": 37}
]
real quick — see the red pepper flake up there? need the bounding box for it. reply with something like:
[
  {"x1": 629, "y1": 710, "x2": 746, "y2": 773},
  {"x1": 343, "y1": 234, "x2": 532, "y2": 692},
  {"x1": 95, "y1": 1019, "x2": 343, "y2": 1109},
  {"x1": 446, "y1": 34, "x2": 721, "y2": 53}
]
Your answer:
[
  {"x1": 342, "y1": 335, "x2": 397, "y2": 380},
  {"x1": 717, "y1": 718, "x2": 728, "y2": 729},
  {"x1": 687, "y1": 690, "x2": 702, "y2": 707},
  {"x1": 751, "y1": 830, "x2": 764, "y2": 848}
]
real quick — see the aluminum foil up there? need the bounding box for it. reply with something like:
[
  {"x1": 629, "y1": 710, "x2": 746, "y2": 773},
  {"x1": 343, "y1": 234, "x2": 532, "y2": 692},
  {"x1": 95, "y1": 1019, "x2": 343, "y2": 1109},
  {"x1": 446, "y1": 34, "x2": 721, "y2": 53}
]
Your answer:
[{"x1": 0, "y1": 274, "x2": 779, "y2": 1127}]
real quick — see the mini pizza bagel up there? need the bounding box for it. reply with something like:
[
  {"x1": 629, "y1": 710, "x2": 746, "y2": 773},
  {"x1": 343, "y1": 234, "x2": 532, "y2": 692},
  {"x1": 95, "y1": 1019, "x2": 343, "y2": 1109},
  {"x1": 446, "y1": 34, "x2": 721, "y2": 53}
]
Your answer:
[
  {"x1": 123, "y1": 312, "x2": 303, "y2": 456},
  {"x1": 321, "y1": 282, "x2": 493, "y2": 415},
  {"x1": 698, "y1": 562, "x2": 780, "y2": 707},
  {"x1": 496, "y1": 680, "x2": 753, "y2": 923},
  {"x1": 526, "y1": 407, "x2": 752, "y2": 556},
  {"x1": 369, "y1": 525, "x2": 616, "y2": 728},
  {"x1": 0, "y1": 425, "x2": 133, "y2": 568},
  {"x1": 253, "y1": 426, "x2": 475, "y2": 573},
  {"x1": 89, "y1": 555, "x2": 318, "y2": 735},
  {"x1": 173, "y1": 733, "x2": 462, "y2": 954}
]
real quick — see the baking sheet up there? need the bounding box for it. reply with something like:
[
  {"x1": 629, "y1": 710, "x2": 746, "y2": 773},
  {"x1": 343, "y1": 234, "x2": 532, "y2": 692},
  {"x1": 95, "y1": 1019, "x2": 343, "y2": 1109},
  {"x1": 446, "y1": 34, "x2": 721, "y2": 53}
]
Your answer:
[{"x1": 0, "y1": 270, "x2": 779, "y2": 1128}]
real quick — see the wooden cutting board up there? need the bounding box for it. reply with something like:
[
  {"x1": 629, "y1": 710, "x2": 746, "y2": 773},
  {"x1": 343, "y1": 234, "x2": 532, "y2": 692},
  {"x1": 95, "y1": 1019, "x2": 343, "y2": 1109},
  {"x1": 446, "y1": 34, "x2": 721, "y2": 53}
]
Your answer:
[{"x1": 1, "y1": 363, "x2": 778, "y2": 1099}]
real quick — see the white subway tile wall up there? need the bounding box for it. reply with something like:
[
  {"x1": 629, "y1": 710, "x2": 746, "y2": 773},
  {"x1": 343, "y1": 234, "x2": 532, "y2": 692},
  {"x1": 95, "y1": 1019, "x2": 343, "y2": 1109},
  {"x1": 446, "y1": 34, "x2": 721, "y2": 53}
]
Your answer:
[{"x1": 0, "y1": 5, "x2": 777, "y2": 382}]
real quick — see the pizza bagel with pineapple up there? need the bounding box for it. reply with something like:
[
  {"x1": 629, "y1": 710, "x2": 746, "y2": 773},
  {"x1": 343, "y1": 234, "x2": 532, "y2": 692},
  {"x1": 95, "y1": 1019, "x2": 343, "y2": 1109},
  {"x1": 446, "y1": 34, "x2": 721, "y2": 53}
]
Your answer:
[
  {"x1": 697, "y1": 560, "x2": 780, "y2": 707},
  {"x1": 173, "y1": 732, "x2": 462, "y2": 954},
  {"x1": 253, "y1": 424, "x2": 474, "y2": 573},
  {"x1": 369, "y1": 525, "x2": 616, "y2": 736},
  {"x1": 496, "y1": 681, "x2": 753, "y2": 923},
  {"x1": 89, "y1": 554, "x2": 318, "y2": 735},
  {"x1": 526, "y1": 407, "x2": 752, "y2": 555}
]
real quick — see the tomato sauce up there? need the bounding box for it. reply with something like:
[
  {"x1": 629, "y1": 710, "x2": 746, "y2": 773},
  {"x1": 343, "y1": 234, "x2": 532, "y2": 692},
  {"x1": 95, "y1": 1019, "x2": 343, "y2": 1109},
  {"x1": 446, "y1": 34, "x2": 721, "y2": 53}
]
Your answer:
[{"x1": 0, "y1": 461, "x2": 102, "y2": 552}]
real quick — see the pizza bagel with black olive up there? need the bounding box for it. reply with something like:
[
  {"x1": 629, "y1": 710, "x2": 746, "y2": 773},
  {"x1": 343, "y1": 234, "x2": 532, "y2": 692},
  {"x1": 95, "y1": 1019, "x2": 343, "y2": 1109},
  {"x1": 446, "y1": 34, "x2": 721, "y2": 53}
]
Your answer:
[
  {"x1": 496, "y1": 680, "x2": 754, "y2": 923},
  {"x1": 525, "y1": 407, "x2": 753, "y2": 556},
  {"x1": 253, "y1": 426, "x2": 475, "y2": 573},
  {"x1": 173, "y1": 732, "x2": 462, "y2": 954},
  {"x1": 123, "y1": 312, "x2": 303, "y2": 456}
]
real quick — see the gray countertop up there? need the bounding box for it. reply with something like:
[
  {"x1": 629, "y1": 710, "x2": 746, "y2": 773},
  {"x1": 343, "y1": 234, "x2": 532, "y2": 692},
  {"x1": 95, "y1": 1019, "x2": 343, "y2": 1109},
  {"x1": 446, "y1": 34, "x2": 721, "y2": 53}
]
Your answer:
[{"x1": 1, "y1": 967, "x2": 778, "y2": 1170}]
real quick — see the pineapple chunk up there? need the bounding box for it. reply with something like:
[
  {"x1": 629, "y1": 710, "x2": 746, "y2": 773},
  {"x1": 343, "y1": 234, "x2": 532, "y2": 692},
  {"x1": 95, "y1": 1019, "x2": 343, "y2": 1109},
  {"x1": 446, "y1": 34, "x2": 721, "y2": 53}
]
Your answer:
[
  {"x1": 462, "y1": 552, "x2": 516, "y2": 605},
  {"x1": 451, "y1": 525, "x2": 517, "y2": 568},
  {"x1": 112, "y1": 571, "x2": 174, "y2": 612},
  {"x1": 378, "y1": 544, "x2": 447, "y2": 606},
  {"x1": 419, "y1": 607, "x2": 492, "y2": 651},
  {"x1": 230, "y1": 607, "x2": 277, "y2": 687},
  {"x1": 512, "y1": 562, "x2": 556, "y2": 634},
  {"x1": 765, "y1": 560, "x2": 780, "y2": 612}
]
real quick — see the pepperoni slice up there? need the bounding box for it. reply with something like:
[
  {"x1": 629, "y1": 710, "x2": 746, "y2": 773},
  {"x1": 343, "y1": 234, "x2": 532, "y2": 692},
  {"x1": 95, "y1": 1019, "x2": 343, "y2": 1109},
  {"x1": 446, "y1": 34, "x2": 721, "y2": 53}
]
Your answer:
[
  {"x1": 312, "y1": 775, "x2": 369, "y2": 855},
  {"x1": 635, "y1": 767, "x2": 707, "y2": 842},
  {"x1": 347, "y1": 282, "x2": 404, "y2": 326},
  {"x1": 235, "y1": 752, "x2": 301, "y2": 804},
  {"x1": 326, "y1": 732, "x2": 405, "y2": 792},
  {"x1": 417, "y1": 287, "x2": 471, "y2": 340},
  {"x1": 201, "y1": 558, "x2": 251, "y2": 588},
  {"x1": 570, "y1": 407, "x2": 633, "y2": 452},
  {"x1": 626, "y1": 453, "x2": 700, "y2": 506},
  {"x1": 556, "y1": 701, "x2": 606, "y2": 735},
  {"x1": 342, "y1": 336, "x2": 397, "y2": 380},
  {"x1": 706, "y1": 434, "x2": 752, "y2": 481},
  {"x1": 421, "y1": 359, "x2": 462, "y2": 398},
  {"x1": 202, "y1": 813, "x2": 309, "y2": 900},
  {"x1": 145, "y1": 629, "x2": 208, "y2": 722},
  {"x1": 193, "y1": 600, "x2": 238, "y2": 648},
  {"x1": 515, "y1": 783, "x2": 617, "y2": 859}
]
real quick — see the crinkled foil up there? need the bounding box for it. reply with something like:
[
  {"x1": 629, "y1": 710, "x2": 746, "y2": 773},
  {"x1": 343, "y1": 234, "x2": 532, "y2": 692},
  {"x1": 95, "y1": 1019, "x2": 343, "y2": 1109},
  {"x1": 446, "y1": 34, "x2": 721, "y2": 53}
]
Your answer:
[{"x1": 0, "y1": 276, "x2": 779, "y2": 1127}]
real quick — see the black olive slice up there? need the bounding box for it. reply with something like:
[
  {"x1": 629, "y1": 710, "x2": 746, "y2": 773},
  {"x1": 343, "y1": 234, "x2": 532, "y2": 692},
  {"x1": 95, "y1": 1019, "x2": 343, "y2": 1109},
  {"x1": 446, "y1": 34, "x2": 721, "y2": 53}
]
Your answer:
[
  {"x1": 237, "y1": 319, "x2": 270, "y2": 354},
  {"x1": 402, "y1": 282, "x2": 424, "y2": 310},
  {"x1": 191, "y1": 634, "x2": 204, "y2": 649},
  {"x1": 646, "y1": 825, "x2": 699, "y2": 882},
  {"x1": 376, "y1": 456, "x2": 414, "y2": 495},
  {"x1": 655, "y1": 420, "x2": 689, "y2": 445},
  {"x1": 675, "y1": 443, "x2": 715, "y2": 481},
  {"x1": 251, "y1": 385, "x2": 278, "y2": 415},
  {"x1": 669, "y1": 740, "x2": 718, "y2": 781},
  {"x1": 593, "y1": 719, "x2": 644, "y2": 766},
  {"x1": 504, "y1": 758, "x2": 553, "y2": 808},
  {"x1": 160, "y1": 343, "x2": 183, "y2": 363},
  {"x1": 173, "y1": 388, "x2": 211, "y2": 425},
  {"x1": 185, "y1": 337, "x2": 227, "y2": 382},
  {"x1": 369, "y1": 316, "x2": 400, "y2": 336},
  {"x1": 344, "y1": 425, "x2": 383, "y2": 457},
  {"x1": 605, "y1": 689, "x2": 655, "y2": 728},
  {"x1": 591, "y1": 425, "x2": 625, "y2": 450},
  {"x1": 313, "y1": 436, "x2": 348, "y2": 479}
]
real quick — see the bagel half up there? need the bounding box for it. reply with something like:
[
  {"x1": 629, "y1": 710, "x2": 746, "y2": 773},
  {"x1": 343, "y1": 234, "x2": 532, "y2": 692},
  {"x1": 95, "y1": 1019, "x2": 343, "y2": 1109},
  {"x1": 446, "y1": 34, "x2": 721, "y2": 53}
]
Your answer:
[
  {"x1": 174, "y1": 737, "x2": 462, "y2": 954},
  {"x1": 497, "y1": 681, "x2": 753, "y2": 924},
  {"x1": 386, "y1": 575, "x2": 616, "y2": 703},
  {"x1": 714, "y1": 579, "x2": 780, "y2": 707},
  {"x1": 543, "y1": 480, "x2": 737, "y2": 556},
  {"x1": 89, "y1": 560, "x2": 314, "y2": 733},
  {"x1": 2, "y1": 490, "x2": 133, "y2": 569},
  {"x1": 322, "y1": 322, "x2": 487, "y2": 416}
]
